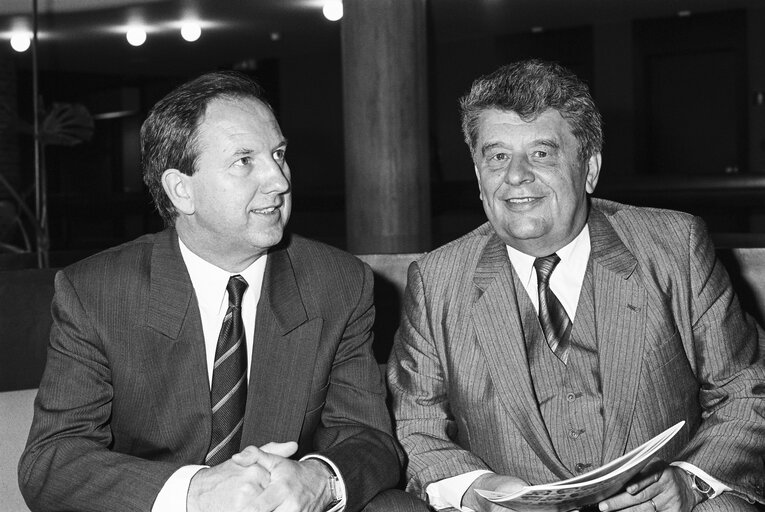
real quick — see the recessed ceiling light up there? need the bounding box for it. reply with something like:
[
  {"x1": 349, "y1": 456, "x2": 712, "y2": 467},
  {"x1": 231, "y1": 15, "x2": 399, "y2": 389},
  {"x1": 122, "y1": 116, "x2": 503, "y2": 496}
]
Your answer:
[
  {"x1": 126, "y1": 27, "x2": 147, "y2": 46},
  {"x1": 270, "y1": 32, "x2": 281, "y2": 42},
  {"x1": 10, "y1": 32, "x2": 31, "y2": 52},
  {"x1": 531, "y1": 26, "x2": 544, "y2": 34},
  {"x1": 181, "y1": 22, "x2": 201, "y2": 42},
  {"x1": 678, "y1": 10, "x2": 691, "y2": 17},
  {"x1": 323, "y1": 0, "x2": 343, "y2": 22}
]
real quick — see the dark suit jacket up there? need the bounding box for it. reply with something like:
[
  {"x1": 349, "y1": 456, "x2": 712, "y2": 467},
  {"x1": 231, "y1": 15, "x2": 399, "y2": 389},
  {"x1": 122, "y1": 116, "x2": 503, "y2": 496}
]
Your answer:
[
  {"x1": 19, "y1": 229, "x2": 402, "y2": 512},
  {"x1": 388, "y1": 198, "x2": 765, "y2": 504}
]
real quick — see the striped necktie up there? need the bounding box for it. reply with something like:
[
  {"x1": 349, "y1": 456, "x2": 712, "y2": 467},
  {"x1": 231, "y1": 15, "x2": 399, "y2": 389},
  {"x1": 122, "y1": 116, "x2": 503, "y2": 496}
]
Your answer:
[
  {"x1": 534, "y1": 254, "x2": 572, "y2": 364},
  {"x1": 206, "y1": 275, "x2": 248, "y2": 465}
]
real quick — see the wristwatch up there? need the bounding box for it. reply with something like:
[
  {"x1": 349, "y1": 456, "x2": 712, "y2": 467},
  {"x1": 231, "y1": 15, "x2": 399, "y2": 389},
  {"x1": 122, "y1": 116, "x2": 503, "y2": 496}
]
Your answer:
[
  {"x1": 314, "y1": 458, "x2": 342, "y2": 511},
  {"x1": 683, "y1": 469, "x2": 714, "y2": 503},
  {"x1": 326, "y1": 471, "x2": 342, "y2": 510}
]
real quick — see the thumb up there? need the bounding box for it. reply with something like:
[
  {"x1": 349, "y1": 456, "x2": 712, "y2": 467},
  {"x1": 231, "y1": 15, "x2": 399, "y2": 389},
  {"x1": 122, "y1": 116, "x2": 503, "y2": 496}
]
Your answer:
[
  {"x1": 231, "y1": 445, "x2": 262, "y2": 466},
  {"x1": 259, "y1": 441, "x2": 298, "y2": 458}
]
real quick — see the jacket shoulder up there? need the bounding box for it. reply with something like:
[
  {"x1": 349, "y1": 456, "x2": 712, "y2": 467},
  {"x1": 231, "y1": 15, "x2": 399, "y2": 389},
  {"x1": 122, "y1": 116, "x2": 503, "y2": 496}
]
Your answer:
[
  {"x1": 61, "y1": 231, "x2": 162, "y2": 282},
  {"x1": 593, "y1": 198, "x2": 696, "y2": 226},
  {"x1": 282, "y1": 234, "x2": 369, "y2": 290}
]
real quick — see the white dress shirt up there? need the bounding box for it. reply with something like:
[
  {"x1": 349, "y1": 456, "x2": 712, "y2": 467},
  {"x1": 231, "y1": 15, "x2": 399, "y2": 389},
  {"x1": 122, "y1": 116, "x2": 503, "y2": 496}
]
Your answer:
[
  {"x1": 425, "y1": 226, "x2": 728, "y2": 511},
  {"x1": 152, "y1": 239, "x2": 346, "y2": 511}
]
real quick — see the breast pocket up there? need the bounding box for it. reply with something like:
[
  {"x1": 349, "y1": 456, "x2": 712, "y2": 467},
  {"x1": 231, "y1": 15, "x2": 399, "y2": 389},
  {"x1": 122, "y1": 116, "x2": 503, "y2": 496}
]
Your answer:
[{"x1": 644, "y1": 328, "x2": 688, "y2": 373}]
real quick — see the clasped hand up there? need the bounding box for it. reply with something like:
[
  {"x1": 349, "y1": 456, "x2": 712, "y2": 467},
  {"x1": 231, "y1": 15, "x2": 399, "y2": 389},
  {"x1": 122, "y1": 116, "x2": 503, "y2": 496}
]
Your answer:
[{"x1": 188, "y1": 441, "x2": 334, "y2": 512}]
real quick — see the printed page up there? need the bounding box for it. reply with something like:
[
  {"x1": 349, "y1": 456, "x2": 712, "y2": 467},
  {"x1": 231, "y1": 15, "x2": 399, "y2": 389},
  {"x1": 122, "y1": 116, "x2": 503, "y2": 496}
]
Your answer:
[{"x1": 475, "y1": 421, "x2": 685, "y2": 511}]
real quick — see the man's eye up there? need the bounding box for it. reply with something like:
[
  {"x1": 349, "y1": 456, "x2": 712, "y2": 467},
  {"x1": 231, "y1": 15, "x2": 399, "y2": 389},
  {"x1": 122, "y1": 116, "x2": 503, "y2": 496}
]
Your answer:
[
  {"x1": 532, "y1": 150, "x2": 548, "y2": 158},
  {"x1": 273, "y1": 149, "x2": 286, "y2": 161},
  {"x1": 235, "y1": 156, "x2": 252, "y2": 167},
  {"x1": 490, "y1": 153, "x2": 508, "y2": 162}
]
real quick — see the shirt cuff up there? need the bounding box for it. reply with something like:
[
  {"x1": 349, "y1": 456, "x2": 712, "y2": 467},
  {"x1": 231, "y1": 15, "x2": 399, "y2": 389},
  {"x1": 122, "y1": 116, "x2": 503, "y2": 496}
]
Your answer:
[
  {"x1": 425, "y1": 470, "x2": 493, "y2": 511},
  {"x1": 670, "y1": 461, "x2": 730, "y2": 499},
  {"x1": 300, "y1": 454, "x2": 347, "y2": 512},
  {"x1": 151, "y1": 465, "x2": 207, "y2": 512}
]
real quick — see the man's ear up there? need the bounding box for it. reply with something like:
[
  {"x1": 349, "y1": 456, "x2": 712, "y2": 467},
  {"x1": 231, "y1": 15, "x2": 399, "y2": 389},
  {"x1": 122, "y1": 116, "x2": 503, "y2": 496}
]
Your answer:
[
  {"x1": 473, "y1": 164, "x2": 484, "y2": 201},
  {"x1": 161, "y1": 169, "x2": 195, "y2": 215},
  {"x1": 585, "y1": 152, "x2": 602, "y2": 194}
]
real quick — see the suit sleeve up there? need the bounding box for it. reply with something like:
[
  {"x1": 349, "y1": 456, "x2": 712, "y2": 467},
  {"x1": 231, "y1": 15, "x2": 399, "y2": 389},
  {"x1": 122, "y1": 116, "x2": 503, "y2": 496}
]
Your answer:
[
  {"x1": 387, "y1": 261, "x2": 492, "y2": 500},
  {"x1": 311, "y1": 262, "x2": 405, "y2": 512},
  {"x1": 18, "y1": 270, "x2": 180, "y2": 512},
  {"x1": 677, "y1": 217, "x2": 765, "y2": 503}
]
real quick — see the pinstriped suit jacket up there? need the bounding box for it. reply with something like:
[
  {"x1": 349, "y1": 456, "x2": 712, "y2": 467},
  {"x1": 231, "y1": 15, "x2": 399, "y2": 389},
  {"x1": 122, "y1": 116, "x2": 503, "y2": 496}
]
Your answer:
[
  {"x1": 19, "y1": 229, "x2": 402, "y2": 512},
  {"x1": 388, "y1": 198, "x2": 765, "y2": 504}
]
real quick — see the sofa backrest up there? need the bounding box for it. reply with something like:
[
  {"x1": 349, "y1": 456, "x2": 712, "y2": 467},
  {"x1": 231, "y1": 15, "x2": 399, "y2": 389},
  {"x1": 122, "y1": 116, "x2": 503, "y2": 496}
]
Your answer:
[
  {"x1": 356, "y1": 253, "x2": 422, "y2": 362},
  {"x1": 0, "y1": 269, "x2": 58, "y2": 392}
]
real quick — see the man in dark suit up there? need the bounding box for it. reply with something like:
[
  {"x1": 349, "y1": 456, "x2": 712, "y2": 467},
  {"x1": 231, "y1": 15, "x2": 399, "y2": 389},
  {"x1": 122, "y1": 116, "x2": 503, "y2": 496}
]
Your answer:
[
  {"x1": 19, "y1": 72, "x2": 406, "y2": 512},
  {"x1": 388, "y1": 60, "x2": 765, "y2": 512}
]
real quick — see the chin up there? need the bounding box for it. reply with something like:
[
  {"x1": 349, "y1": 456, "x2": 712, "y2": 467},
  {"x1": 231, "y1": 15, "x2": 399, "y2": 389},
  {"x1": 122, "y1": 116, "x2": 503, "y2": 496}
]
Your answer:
[{"x1": 251, "y1": 227, "x2": 286, "y2": 252}]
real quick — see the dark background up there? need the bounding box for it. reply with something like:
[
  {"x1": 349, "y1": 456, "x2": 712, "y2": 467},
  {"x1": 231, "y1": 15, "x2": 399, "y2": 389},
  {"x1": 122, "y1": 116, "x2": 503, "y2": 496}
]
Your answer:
[{"x1": 1, "y1": 0, "x2": 764, "y2": 266}]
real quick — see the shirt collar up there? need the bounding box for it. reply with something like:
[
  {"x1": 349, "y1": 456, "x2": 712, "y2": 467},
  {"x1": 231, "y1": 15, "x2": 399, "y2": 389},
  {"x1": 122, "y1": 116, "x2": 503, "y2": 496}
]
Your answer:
[
  {"x1": 507, "y1": 225, "x2": 592, "y2": 288},
  {"x1": 178, "y1": 238, "x2": 268, "y2": 314}
]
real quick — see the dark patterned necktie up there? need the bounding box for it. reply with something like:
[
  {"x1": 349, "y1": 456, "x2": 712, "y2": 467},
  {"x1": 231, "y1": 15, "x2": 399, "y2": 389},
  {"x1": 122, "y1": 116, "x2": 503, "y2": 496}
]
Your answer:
[
  {"x1": 534, "y1": 254, "x2": 572, "y2": 364},
  {"x1": 206, "y1": 275, "x2": 249, "y2": 465}
]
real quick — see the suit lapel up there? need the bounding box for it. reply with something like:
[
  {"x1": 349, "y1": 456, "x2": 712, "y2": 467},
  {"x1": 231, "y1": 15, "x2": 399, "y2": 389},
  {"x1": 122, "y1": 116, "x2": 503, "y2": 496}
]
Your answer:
[
  {"x1": 243, "y1": 242, "x2": 321, "y2": 447},
  {"x1": 471, "y1": 233, "x2": 570, "y2": 479},
  {"x1": 144, "y1": 229, "x2": 212, "y2": 458},
  {"x1": 588, "y1": 208, "x2": 647, "y2": 464}
]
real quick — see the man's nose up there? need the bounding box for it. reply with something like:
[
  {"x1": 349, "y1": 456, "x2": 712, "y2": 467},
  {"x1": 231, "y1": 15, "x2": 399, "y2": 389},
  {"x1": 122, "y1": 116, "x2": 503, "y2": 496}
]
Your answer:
[
  {"x1": 504, "y1": 157, "x2": 534, "y2": 185},
  {"x1": 261, "y1": 160, "x2": 290, "y2": 194}
]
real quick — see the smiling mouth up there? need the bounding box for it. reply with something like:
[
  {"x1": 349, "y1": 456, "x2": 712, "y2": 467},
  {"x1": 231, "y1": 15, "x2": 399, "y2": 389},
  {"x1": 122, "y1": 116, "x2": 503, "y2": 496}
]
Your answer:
[
  {"x1": 506, "y1": 197, "x2": 537, "y2": 204},
  {"x1": 251, "y1": 206, "x2": 280, "y2": 215}
]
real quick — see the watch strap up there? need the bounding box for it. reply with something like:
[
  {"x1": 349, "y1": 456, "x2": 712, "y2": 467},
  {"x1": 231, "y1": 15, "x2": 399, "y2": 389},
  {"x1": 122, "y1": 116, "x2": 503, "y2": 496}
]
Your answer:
[{"x1": 682, "y1": 469, "x2": 714, "y2": 503}]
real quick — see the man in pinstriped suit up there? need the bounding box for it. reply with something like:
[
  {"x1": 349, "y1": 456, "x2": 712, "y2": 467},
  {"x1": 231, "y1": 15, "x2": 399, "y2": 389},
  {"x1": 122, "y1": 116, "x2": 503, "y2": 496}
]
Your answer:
[
  {"x1": 19, "y1": 72, "x2": 416, "y2": 512},
  {"x1": 388, "y1": 60, "x2": 765, "y2": 512}
]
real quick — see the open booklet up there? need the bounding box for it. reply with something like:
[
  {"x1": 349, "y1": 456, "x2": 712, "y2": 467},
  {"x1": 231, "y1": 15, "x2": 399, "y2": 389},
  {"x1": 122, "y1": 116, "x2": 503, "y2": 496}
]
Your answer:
[{"x1": 475, "y1": 420, "x2": 685, "y2": 511}]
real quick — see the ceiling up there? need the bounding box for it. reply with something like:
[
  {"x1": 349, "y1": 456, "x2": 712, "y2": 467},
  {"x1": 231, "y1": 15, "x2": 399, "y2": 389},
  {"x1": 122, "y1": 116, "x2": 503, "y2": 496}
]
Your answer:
[{"x1": 0, "y1": 0, "x2": 761, "y2": 77}]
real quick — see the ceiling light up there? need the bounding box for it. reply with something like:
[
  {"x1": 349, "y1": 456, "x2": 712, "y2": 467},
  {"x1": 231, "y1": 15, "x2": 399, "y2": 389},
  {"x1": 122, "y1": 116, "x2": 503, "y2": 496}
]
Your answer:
[
  {"x1": 323, "y1": 0, "x2": 343, "y2": 22},
  {"x1": 10, "y1": 32, "x2": 31, "y2": 52},
  {"x1": 181, "y1": 22, "x2": 201, "y2": 42},
  {"x1": 126, "y1": 27, "x2": 147, "y2": 47}
]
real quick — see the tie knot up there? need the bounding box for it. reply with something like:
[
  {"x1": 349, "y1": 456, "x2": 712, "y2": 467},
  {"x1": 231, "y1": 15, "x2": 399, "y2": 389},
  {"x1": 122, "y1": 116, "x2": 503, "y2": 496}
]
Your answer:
[
  {"x1": 533, "y1": 253, "x2": 561, "y2": 285},
  {"x1": 226, "y1": 275, "x2": 248, "y2": 308}
]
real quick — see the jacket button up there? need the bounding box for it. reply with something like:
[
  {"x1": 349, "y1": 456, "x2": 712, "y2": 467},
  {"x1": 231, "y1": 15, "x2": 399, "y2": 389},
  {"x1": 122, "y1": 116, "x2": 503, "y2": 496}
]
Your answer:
[{"x1": 575, "y1": 462, "x2": 591, "y2": 473}]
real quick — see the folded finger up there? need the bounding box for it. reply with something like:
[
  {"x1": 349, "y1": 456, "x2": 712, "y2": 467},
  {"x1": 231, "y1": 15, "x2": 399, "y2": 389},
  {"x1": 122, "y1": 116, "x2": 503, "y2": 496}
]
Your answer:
[
  {"x1": 598, "y1": 488, "x2": 653, "y2": 511},
  {"x1": 626, "y1": 470, "x2": 661, "y2": 495}
]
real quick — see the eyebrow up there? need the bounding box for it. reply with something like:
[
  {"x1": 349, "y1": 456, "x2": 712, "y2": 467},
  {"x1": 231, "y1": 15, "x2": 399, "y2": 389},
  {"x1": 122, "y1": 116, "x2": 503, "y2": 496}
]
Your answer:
[
  {"x1": 479, "y1": 142, "x2": 504, "y2": 157},
  {"x1": 479, "y1": 138, "x2": 560, "y2": 157},
  {"x1": 533, "y1": 138, "x2": 560, "y2": 150},
  {"x1": 230, "y1": 138, "x2": 288, "y2": 157}
]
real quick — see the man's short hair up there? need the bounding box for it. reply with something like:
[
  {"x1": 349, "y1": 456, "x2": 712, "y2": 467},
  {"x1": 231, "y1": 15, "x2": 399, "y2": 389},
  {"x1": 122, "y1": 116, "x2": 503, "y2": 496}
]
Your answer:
[
  {"x1": 140, "y1": 71, "x2": 271, "y2": 226},
  {"x1": 459, "y1": 59, "x2": 603, "y2": 161}
]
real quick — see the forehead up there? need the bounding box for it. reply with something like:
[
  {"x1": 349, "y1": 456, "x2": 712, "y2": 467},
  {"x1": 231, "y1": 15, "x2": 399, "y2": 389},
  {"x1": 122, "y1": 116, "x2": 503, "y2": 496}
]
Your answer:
[
  {"x1": 196, "y1": 96, "x2": 283, "y2": 146},
  {"x1": 476, "y1": 108, "x2": 574, "y2": 144}
]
